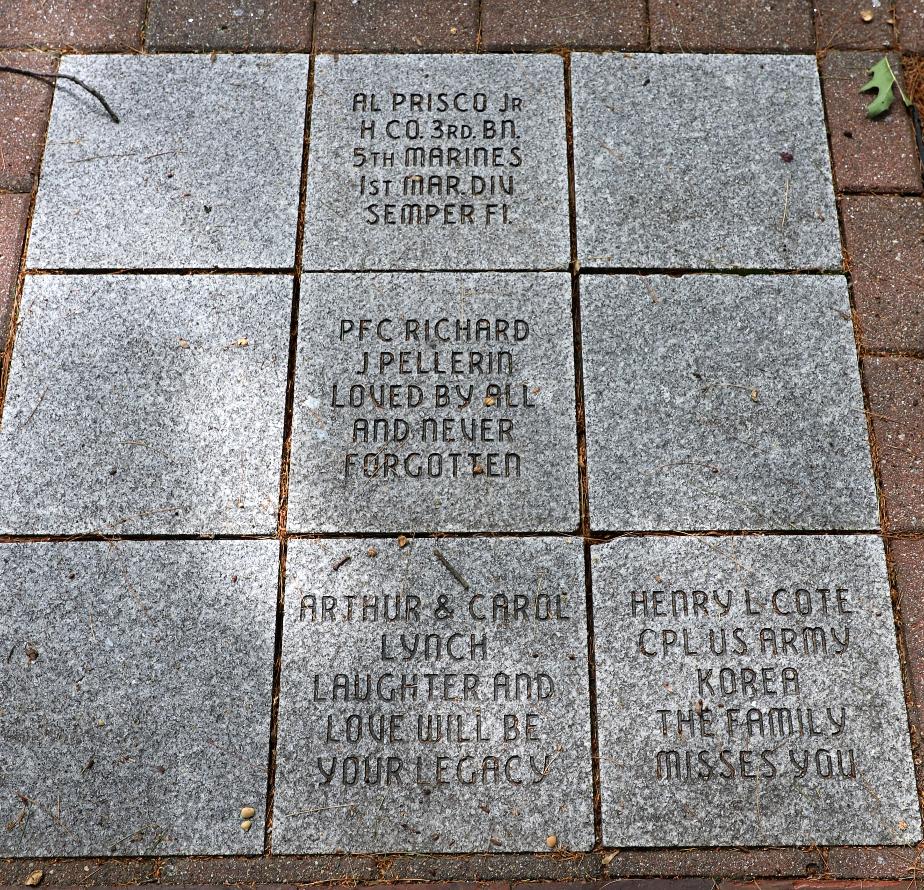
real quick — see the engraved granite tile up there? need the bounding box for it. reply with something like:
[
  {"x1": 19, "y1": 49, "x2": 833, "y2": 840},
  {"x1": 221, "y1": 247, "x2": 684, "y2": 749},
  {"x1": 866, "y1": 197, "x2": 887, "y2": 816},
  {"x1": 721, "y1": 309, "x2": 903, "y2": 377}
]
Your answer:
[
  {"x1": 592, "y1": 534, "x2": 921, "y2": 846},
  {"x1": 0, "y1": 274, "x2": 290, "y2": 534},
  {"x1": 302, "y1": 54, "x2": 570, "y2": 271},
  {"x1": 273, "y1": 536, "x2": 594, "y2": 853},
  {"x1": 571, "y1": 53, "x2": 842, "y2": 270},
  {"x1": 580, "y1": 274, "x2": 879, "y2": 531},
  {"x1": 0, "y1": 539, "x2": 278, "y2": 855},
  {"x1": 287, "y1": 272, "x2": 579, "y2": 533},
  {"x1": 27, "y1": 54, "x2": 308, "y2": 269}
]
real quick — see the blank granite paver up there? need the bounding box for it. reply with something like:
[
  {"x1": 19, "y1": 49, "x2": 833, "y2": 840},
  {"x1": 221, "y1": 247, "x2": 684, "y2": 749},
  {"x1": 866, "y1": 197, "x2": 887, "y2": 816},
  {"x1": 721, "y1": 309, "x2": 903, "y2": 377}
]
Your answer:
[
  {"x1": 0, "y1": 539, "x2": 278, "y2": 855},
  {"x1": 592, "y1": 534, "x2": 920, "y2": 846},
  {"x1": 302, "y1": 54, "x2": 570, "y2": 271},
  {"x1": 0, "y1": 274, "x2": 290, "y2": 535},
  {"x1": 27, "y1": 54, "x2": 307, "y2": 269},
  {"x1": 273, "y1": 536, "x2": 593, "y2": 853},
  {"x1": 581, "y1": 274, "x2": 879, "y2": 531},
  {"x1": 287, "y1": 272, "x2": 579, "y2": 533},
  {"x1": 571, "y1": 53, "x2": 842, "y2": 270}
]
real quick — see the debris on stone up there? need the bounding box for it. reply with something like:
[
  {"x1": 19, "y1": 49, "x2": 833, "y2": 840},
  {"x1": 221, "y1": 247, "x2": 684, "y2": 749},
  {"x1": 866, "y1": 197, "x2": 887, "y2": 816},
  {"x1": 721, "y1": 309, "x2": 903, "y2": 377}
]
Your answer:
[
  {"x1": 240, "y1": 806, "x2": 255, "y2": 819},
  {"x1": 240, "y1": 819, "x2": 252, "y2": 832},
  {"x1": 546, "y1": 834, "x2": 558, "y2": 848},
  {"x1": 397, "y1": 535, "x2": 409, "y2": 548},
  {"x1": 25, "y1": 643, "x2": 39, "y2": 663},
  {"x1": 860, "y1": 9, "x2": 874, "y2": 21},
  {"x1": 366, "y1": 546, "x2": 377, "y2": 558},
  {"x1": 24, "y1": 870, "x2": 43, "y2": 887}
]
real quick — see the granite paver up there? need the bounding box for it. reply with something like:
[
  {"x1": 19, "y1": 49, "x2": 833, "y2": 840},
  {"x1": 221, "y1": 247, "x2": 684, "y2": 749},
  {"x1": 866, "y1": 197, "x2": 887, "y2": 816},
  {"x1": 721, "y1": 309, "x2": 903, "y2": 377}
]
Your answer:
[
  {"x1": 814, "y1": 0, "x2": 895, "y2": 50},
  {"x1": 146, "y1": 0, "x2": 313, "y2": 51},
  {"x1": 571, "y1": 53, "x2": 841, "y2": 270},
  {"x1": 650, "y1": 0, "x2": 814, "y2": 52},
  {"x1": 27, "y1": 54, "x2": 308, "y2": 270},
  {"x1": 580, "y1": 274, "x2": 879, "y2": 531},
  {"x1": 841, "y1": 196, "x2": 924, "y2": 354},
  {"x1": 302, "y1": 54, "x2": 570, "y2": 271},
  {"x1": 0, "y1": 52, "x2": 57, "y2": 193},
  {"x1": 287, "y1": 272, "x2": 579, "y2": 532},
  {"x1": 0, "y1": 194, "x2": 28, "y2": 354},
  {"x1": 0, "y1": 539, "x2": 278, "y2": 855},
  {"x1": 0, "y1": 0, "x2": 145, "y2": 51},
  {"x1": 0, "y1": 274, "x2": 291, "y2": 535},
  {"x1": 273, "y1": 536, "x2": 594, "y2": 853},
  {"x1": 315, "y1": 0, "x2": 478, "y2": 51},
  {"x1": 863, "y1": 357, "x2": 924, "y2": 532},
  {"x1": 481, "y1": 0, "x2": 647, "y2": 51},
  {"x1": 820, "y1": 52, "x2": 922, "y2": 195},
  {"x1": 592, "y1": 534, "x2": 920, "y2": 846}
]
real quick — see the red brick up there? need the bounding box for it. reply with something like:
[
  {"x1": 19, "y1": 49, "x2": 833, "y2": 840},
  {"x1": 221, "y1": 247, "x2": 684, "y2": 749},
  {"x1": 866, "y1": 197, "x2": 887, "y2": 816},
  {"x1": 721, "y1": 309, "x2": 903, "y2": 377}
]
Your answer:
[
  {"x1": 650, "y1": 0, "x2": 814, "y2": 52},
  {"x1": 520, "y1": 883, "x2": 711, "y2": 890},
  {"x1": 825, "y1": 844, "x2": 924, "y2": 877},
  {"x1": 815, "y1": 0, "x2": 895, "y2": 50},
  {"x1": 146, "y1": 0, "x2": 313, "y2": 51},
  {"x1": 482, "y1": 0, "x2": 647, "y2": 51},
  {"x1": 0, "y1": 51, "x2": 56, "y2": 193},
  {"x1": 897, "y1": 0, "x2": 924, "y2": 51},
  {"x1": 315, "y1": 0, "x2": 478, "y2": 52},
  {"x1": 603, "y1": 848, "x2": 824, "y2": 878},
  {"x1": 864, "y1": 356, "x2": 924, "y2": 532},
  {"x1": 0, "y1": 193, "x2": 28, "y2": 360},
  {"x1": 841, "y1": 195, "x2": 924, "y2": 353},
  {"x1": 891, "y1": 537, "x2": 924, "y2": 794},
  {"x1": 820, "y1": 51, "x2": 921, "y2": 193},
  {"x1": 0, "y1": 0, "x2": 145, "y2": 51},
  {"x1": 723, "y1": 883, "x2": 916, "y2": 890}
]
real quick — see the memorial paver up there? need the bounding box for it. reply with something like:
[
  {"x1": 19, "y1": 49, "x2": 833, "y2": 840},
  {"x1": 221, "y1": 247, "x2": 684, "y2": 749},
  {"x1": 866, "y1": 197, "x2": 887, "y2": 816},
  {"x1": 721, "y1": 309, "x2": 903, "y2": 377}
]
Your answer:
[
  {"x1": 0, "y1": 539, "x2": 279, "y2": 855},
  {"x1": 0, "y1": 274, "x2": 291, "y2": 535},
  {"x1": 26, "y1": 53, "x2": 308, "y2": 269},
  {"x1": 580, "y1": 274, "x2": 879, "y2": 531},
  {"x1": 571, "y1": 53, "x2": 842, "y2": 270},
  {"x1": 272, "y1": 536, "x2": 593, "y2": 853},
  {"x1": 592, "y1": 534, "x2": 920, "y2": 847},
  {"x1": 302, "y1": 54, "x2": 570, "y2": 270},
  {"x1": 287, "y1": 272, "x2": 579, "y2": 532}
]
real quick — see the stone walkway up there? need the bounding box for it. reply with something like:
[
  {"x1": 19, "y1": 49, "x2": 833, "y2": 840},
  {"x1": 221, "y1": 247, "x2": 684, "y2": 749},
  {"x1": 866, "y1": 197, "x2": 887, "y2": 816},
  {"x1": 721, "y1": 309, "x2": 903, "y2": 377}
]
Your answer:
[{"x1": 1, "y1": 1, "x2": 924, "y2": 887}]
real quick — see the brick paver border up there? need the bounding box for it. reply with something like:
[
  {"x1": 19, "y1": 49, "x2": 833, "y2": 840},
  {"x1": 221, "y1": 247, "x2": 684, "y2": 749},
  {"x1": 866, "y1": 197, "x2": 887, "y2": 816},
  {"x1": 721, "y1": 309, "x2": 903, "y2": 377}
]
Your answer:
[{"x1": 2, "y1": 1, "x2": 924, "y2": 885}]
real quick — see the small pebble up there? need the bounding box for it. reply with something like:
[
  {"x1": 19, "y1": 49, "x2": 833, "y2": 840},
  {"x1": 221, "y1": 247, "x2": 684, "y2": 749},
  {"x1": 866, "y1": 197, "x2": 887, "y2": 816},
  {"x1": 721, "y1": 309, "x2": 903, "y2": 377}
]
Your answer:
[
  {"x1": 860, "y1": 8, "x2": 874, "y2": 20},
  {"x1": 899, "y1": 819, "x2": 909, "y2": 830},
  {"x1": 240, "y1": 806, "x2": 256, "y2": 819},
  {"x1": 367, "y1": 546, "x2": 378, "y2": 558},
  {"x1": 546, "y1": 834, "x2": 558, "y2": 848},
  {"x1": 24, "y1": 870, "x2": 43, "y2": 887},
  {"x1": 178, "y1": 338, "x2": 190, "y2": 348},
  {"x1": 397, "y1": 535, "x2": 409, "y2": 548},
  {"x1": 473, "y1": 464, "x2": 484, "y2": 475},
  {"x1": 236, "y1": 337, "x2": 249, "y2": 347},
  {"x1": 484, "y1": 396, "x2": 496, "y2": 406},
  {"x1": 240, "y1": 819, "x2": 253, "y2": 832}
]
